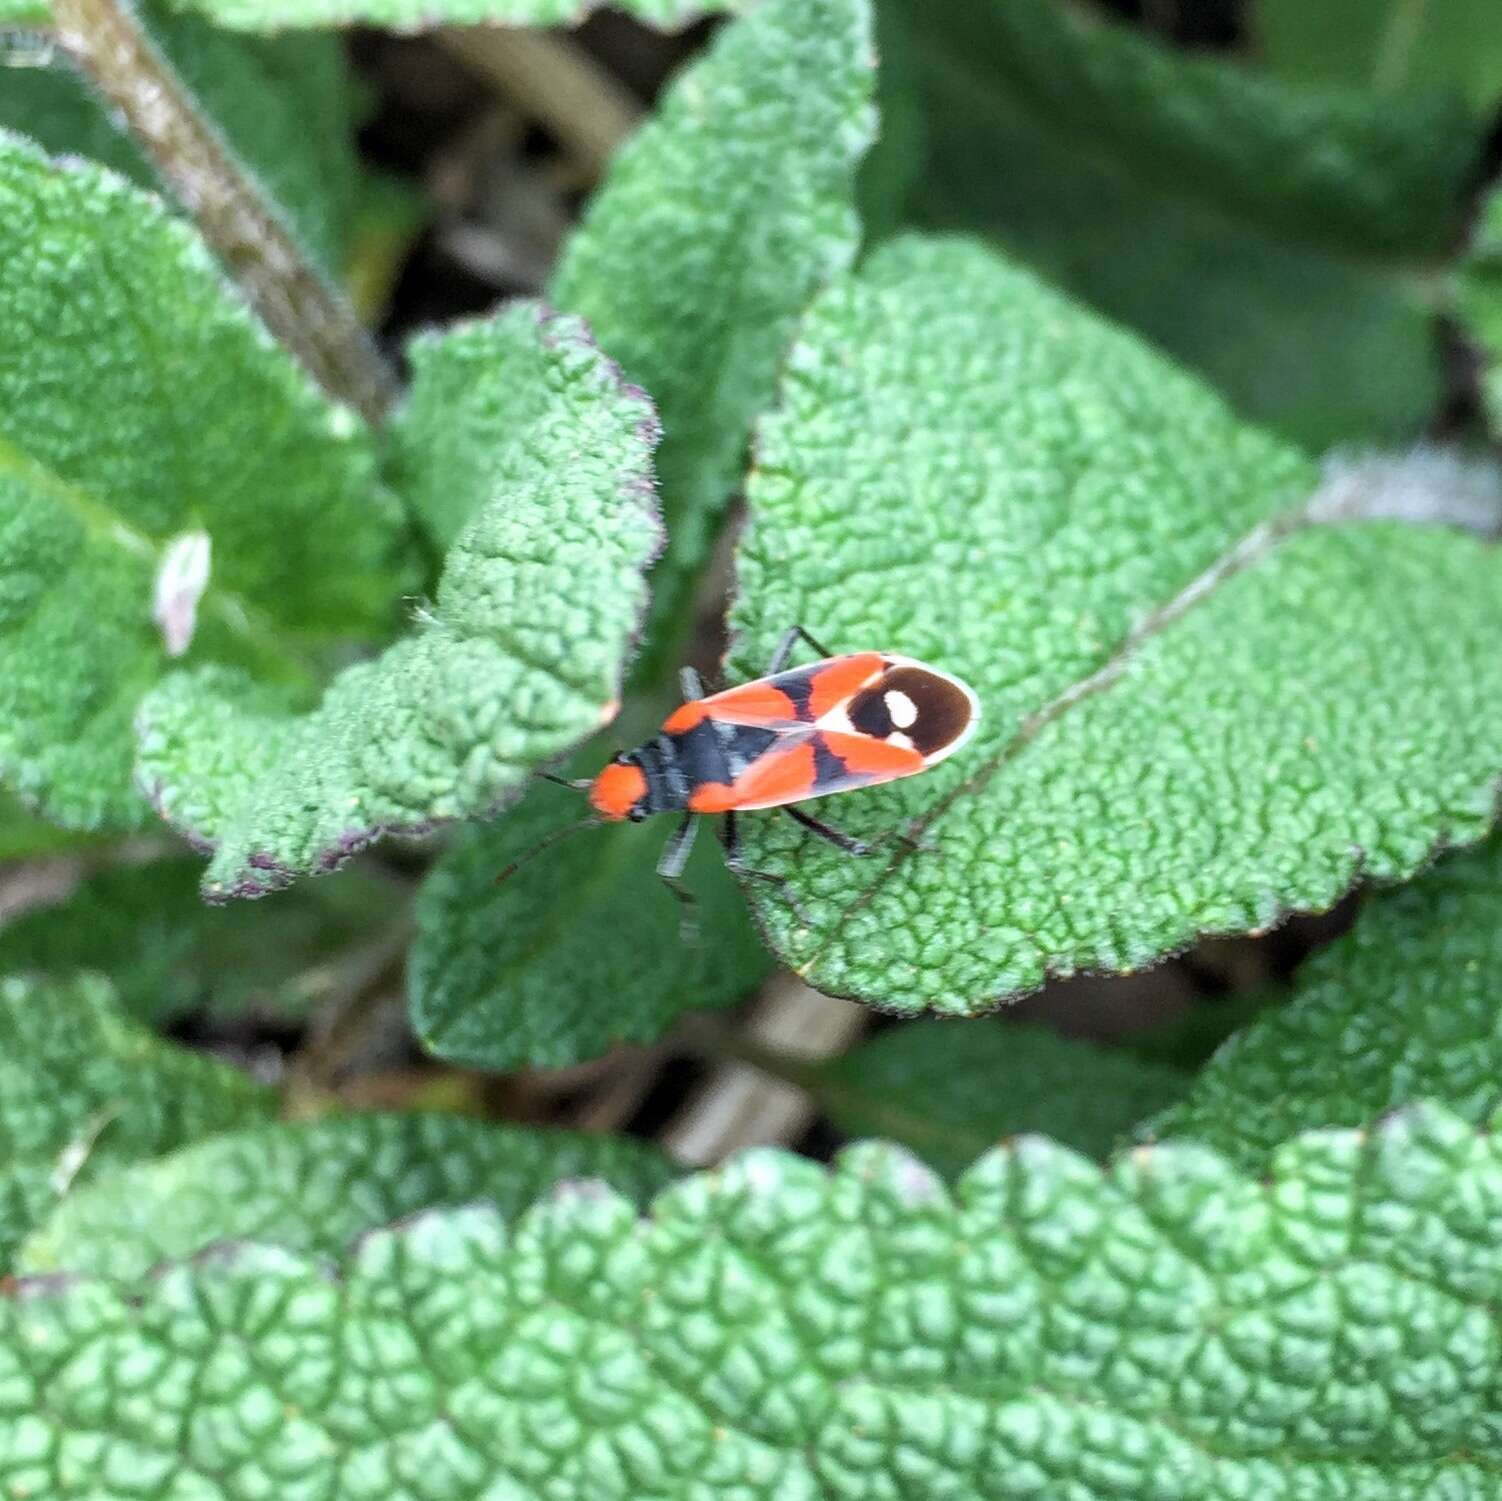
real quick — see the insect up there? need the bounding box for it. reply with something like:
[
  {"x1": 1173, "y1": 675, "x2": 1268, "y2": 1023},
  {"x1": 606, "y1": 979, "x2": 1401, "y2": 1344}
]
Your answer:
[{"x1": 516, "y1": 626, "x2": 981, "y2": 926}]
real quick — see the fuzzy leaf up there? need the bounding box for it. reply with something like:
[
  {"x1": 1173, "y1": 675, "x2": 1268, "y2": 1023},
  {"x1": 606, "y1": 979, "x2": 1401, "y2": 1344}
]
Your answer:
[
  {"x1": 0, "y1": 974, "x2": 273, "y2": 1268},
  {"x1": 0, "y1": 10, "x2": 359, "y2": 272},
  {"x1": 410, "y1": 784, "x2": 771, "y2": 1069},
  {"x1": 1149, "y1": 833, "x2": 1502, "y2": 1172},
  {"x1": 819, "y1": 1021, "x2": 1186, "y2": 1176},
  {"x1": 548, "y1": 0, "x2": 874, "y2": 662},
  {"x1": 137, "y1": 305, "x2": 661, "y2": 897},
  {"x1": 7, "y1": 1105, "x2": 1502, "y2": 1496},
  {"x1": 729, "y1": 237, "x2": 1502, "y2": 1014},
  {"x1": 882, "y1": 0, "x2": 1471, "y2": 447},
  {"x1": 17, "y1": 1111, "x2": 678, "y2": 1279},
  {"x1": 1256, "y1": 0, "x2": 1502, "y2": 112},
  {"x1": 0, "y1": 857, "x2": 402, "y2": 1024},
  {"x1": 0, "y1": 0, "x2": 743, "y2": 33},
  {"x1": 0, "y1": 132, "x2": 405, "y2": 830}
]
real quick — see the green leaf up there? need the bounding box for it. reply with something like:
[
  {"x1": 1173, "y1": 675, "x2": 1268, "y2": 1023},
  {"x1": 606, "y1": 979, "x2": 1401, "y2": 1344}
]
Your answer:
[
  {"x1": 730, "y1": 236, "x2": 1502, "y2": 1015},
  {"x1": 1123, "y1": 989, "x2": 1284, "y2": 1074},
  {"x1": 1149, "y1": 833, "x2": 1502, "y2": 1173},
  {"x1": 0, "y1": 132, "x2": 406, "y2": 831},
  {"x1": 7, "y1": 1104, "x2": 1502, "y2": 1496},
  {"x1": 549, "y1": 0, "x2": 875, "y2": 664},
  {"x1": 410, "y1": 783, "x2": 771, "y2": 1069},
  {"x1": 137, "y1": 305, "x2": 661, "y2": 897},
  {"x1": 24, "y1": 0, "x2": 744, "y2": 34},
  {"x1": 1458, "y1": 186, "x2": 1502, "y2": 435},
  {"x1": 818, "y1": 1021, "x2": 1187, "y2": 1176},
  {"x1": 893, "y1": 0, "x2": 1475, "y2": 258},
  {"x1": 1256, "y1": 0, "x2": 1502, "y2": 112},
  {"x1": 0, "y1": 9, "x2": 360, "y2": 273},
  {"x1": 0, "y1": 973, "x2": 273, "y2": 1268},
  {"x1": 0, "y1": 856, "x2": 403, "y2": 1024},
  {"x1": 0, "y1": 788, "x2": 104, "y2": 859},
  {"x1": 17, "y1": 1110, "x2": 678, "y2": 1279},
  {"x1": 883, "y1": 0, "x2": 1473, "y2": 447}
]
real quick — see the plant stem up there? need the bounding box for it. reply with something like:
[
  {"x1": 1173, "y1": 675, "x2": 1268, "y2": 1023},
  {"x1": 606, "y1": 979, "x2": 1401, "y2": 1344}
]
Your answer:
[
  {"x1": 662, "y1": 978, "x2": 867, "y2": 1166},
  {"x1": 48, "y1": 0, "x2": 399, "y2": 425},
  {"x1": 1372, "y1": 0, "x2": 1430, "y2": 93},
  {"x1": 436, "y1": 25, "x2": 642, "y2": 181}
]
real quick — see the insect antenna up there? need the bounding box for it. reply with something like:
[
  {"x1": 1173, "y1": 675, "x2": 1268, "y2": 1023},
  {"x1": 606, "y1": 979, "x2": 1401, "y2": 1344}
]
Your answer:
[
  {"x1": 493, "y1": 816, "x2": 600, "y2": 888},
  {"x1": 534, "y1": 769, "x2": 592, "y2": 791}
]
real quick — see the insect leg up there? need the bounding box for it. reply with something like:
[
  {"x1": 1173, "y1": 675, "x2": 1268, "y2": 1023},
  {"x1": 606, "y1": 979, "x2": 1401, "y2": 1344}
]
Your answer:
[
  {"x1": 657, "y1": 813, "x2": 700, "y2": 941},
  {"x1": 766, "y1": 624, "x2": 837, "y2": 675},
  {"x1": 781, "y1": 803, "x2": 873, "y2": 856},
  {"x1": 720, "y1": 811, "x2": 812, "y2": 926},
  {"x1": 679, "y1": 665, "x2": 705, "y2": 702}
]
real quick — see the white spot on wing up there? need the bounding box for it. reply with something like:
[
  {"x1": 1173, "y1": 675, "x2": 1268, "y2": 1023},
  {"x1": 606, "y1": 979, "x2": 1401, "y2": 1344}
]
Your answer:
[
  {"x1": 882, "y1": 655, "x2": 983, "y2": 767},
  {"x1": 885, "y1": 690, "x2": 918, "y2": 729}
]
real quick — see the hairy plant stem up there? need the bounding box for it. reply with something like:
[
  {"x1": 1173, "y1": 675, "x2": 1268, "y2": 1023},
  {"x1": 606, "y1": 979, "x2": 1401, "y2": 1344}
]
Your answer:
[{"x1": 48, "y1": 0, "x2": 399, "y2": 425}]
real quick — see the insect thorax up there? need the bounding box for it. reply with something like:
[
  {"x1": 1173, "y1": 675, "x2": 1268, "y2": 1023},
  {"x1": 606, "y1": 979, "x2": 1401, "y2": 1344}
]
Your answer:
[{"x1": 634, "y1": 720, "x2": 782, "y2": 815}]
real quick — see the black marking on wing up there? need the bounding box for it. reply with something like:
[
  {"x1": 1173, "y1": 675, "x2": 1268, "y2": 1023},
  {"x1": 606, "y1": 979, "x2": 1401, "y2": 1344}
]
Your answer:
[
  {"x1": 812, "y1": 731, "x2": 857, "y2": 790},
  {"x1": 773, "y1": 668, "x2": 816, "y2": 722},
  {"x1": 849, "y1": 687, "x2": 894, "y2": 739}
]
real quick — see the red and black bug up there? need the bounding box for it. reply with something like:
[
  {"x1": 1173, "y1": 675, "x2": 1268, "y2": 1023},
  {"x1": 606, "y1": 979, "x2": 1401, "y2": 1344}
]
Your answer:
[{"x1": 517, "y1": 626, "x2": 980, "y2": 925}]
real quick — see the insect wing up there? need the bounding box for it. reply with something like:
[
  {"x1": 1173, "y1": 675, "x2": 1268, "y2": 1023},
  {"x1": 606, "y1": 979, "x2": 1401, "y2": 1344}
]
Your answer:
[
  {"x1": 662, "y1": 653, "x2": 886, "y2": 734},
  {"x1": 830, "y1": 658, "x2": 980, "y2": 768},
  {"x1": 689, "y1": 727, "x2": 927, "y2": 814}
]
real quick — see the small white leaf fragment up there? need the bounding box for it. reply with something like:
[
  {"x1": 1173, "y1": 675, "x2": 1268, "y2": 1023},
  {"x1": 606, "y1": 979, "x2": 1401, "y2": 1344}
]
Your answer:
[
  {"x1": 152, "y1": 531, "x2": 212, "y2": 657},
  {"x1": 48, "y1": 1106, "x2": 119, "y2": 1197}
]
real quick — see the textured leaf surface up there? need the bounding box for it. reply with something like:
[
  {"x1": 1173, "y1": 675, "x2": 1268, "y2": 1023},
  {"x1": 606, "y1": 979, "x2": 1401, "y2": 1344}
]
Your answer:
[
  {"x1": 882, "y1": 0, "x2": 1464, "y2": 447},
  {"x1": 0, "y1": 857, "x2": 402, "y2": 1024},
  {"x1": 24, "y1": 0, "x2": 743, "y2": 33},
  {"x1": 1460, "y1": 187, "x2": 1502, "y2": 435},
  {"x1": 0, "y1": 10, "x2": 359, "y2": 271},
  {"x1": 730, "y1": 236, "x2": 1502, "y2": 1013},
  {"x1": 7, "y1": 1105, "x2": 1502, "y2": 1497},
  {"x1": 18, "y1": 1111, "x2": 678, "y2": 1279},
  {"x1": 411, "y1": 785, "x2": 771, "y2": 1069},
  {"x1": 549, "y1": 0, "x2": 874, "y2": 661},
  {"x1": 820, "y1": 1021, "x2": 1186, "y2": 1176},
  {"x1": 0, "y1": 974, "x2": 272, "y2": 1268},
  {"x1": 1257, "y1": 0, "x2": 1502, "y2": 111},
  {"x1": 1150, "y1": 833, "x2": 1502, "y2": 1172},
  {"x1": 137, "y1": 305, "x2": 661, "y2": 897},
  {"x1": 0, "y1": 132, "x2": 403, "y2": 830}
]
